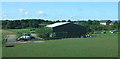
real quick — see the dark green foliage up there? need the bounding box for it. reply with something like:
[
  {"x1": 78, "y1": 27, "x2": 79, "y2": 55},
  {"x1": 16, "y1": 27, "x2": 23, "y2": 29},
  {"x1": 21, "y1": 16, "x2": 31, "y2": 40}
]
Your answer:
[
  {"x1": 2, "y1": 19, "x2": 118, "y2": 33},
  {"x1": 61, "y1": 20, "x2": 66, "y2": 22},
  {"x1": 76, "y1": 20, "x2": 118, "y2": 33},
  {"x1": 67, "y1": 20, "x2": 71, "y2": 22},
  {"x1": 56, "y1": 20, "x2": 60, "y2": 22},
  {"x1": 2, "y1": 19, "x2": 53, "y2": 29},
  {"x1": 35, "y1": 27, "x2": 52, "y2": 38}
]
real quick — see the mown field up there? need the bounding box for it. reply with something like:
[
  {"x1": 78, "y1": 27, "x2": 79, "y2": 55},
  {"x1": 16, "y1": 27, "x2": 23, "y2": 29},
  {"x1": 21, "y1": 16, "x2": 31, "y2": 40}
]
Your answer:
[
  {"x1": 2, "y1": 30, "x2": 118, "y2": 57},
  {"x1": 2, "y1": 29, "x2": 31, "y2": 40}
]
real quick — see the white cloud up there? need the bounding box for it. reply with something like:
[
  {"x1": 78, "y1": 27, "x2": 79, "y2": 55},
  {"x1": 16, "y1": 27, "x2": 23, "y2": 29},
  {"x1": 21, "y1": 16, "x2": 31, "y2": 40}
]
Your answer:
[
  {"x1": 19, "y1": 8, "x2": 29, "y2": 15},
  {"x1": 19, "y1": 8, "x2": 24, "y2": 13},
  {"x1": 69, "y1": 15, "x2": 77, "y2": 18},
  {"x1": 69, "y1": 16, "x2": 73, "y2": 18},
  {"x1": 2, "y1": 11, "x2": 7, "y2": 17},
  {"x1": 24, "y1": 11, "x2": 28, "y2": 15},
  {"x1": 38, "y1": 10, "x2": 45, "y2": 15},
  {"x1": 3, "y1": 14, "x2": 7, "y2": 17},
  {"x1": 2, "y1": 14, "x2": 7, "y2": 18},
  {"x1": 37, "y1": 10, "x2": 47, "y2": 16}
]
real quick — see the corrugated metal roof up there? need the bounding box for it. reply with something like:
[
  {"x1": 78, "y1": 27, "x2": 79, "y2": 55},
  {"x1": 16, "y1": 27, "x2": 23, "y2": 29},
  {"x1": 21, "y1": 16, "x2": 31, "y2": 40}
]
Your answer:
[{"x1": 46, "y1": 22, "x2": 70, "y2": 27}]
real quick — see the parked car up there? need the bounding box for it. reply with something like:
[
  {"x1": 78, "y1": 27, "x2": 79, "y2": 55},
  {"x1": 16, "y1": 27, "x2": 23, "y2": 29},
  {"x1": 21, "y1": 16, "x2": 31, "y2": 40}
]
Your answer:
[
  {"x1": 110, "y1": 30, "x2": 118, "y2": 33},
  {"x1": 17, "y1": 33, "x2": 33, "y2": 41}
]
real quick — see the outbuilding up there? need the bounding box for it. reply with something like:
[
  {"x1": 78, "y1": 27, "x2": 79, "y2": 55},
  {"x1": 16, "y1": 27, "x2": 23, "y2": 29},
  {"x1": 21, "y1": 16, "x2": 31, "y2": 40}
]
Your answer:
[
  {"x1": 100, "y1": 20, "x2": 111, "y2": 25},
  {"x1": 46, "y1": 22, "x2": 86, "y2": 38}
]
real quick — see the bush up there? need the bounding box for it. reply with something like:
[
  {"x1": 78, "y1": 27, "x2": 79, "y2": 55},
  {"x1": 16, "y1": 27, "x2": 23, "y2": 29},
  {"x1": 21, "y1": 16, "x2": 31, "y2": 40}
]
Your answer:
[{"x1": 35, "y1": 27, "x2": 52, "y2": 38}]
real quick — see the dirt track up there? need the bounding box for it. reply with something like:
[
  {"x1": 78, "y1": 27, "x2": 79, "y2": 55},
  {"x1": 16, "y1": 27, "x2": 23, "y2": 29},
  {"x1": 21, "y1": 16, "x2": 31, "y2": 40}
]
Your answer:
[
  {"x1": 6, "y1": 35, "x2": 16, "y2": 42},
  {"x1": 6, "y1": 41, "x2": 45, "y2": 44},
  {"x1": 2, "y1": 30, "x2": 14, "y2": 34}
]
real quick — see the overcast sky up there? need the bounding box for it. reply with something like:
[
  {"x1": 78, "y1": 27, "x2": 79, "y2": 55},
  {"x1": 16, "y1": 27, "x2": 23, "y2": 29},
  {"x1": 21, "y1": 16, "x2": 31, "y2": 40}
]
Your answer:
[{"x1": 2, "y1": 2, "x2": 118, "y2": 21}]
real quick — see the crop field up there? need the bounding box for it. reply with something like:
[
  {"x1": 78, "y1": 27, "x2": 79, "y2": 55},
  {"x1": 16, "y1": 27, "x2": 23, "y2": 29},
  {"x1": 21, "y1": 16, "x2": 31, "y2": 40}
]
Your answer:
[{"x1": 2, "y1": 31, "x2": 118, "y2": 57}]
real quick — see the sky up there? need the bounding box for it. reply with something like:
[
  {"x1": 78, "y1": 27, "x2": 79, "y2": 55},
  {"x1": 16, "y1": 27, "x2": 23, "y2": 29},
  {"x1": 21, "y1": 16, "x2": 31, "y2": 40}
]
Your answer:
[{"x1": 2, "y1": 2, "x2": 118, "y2": 21}]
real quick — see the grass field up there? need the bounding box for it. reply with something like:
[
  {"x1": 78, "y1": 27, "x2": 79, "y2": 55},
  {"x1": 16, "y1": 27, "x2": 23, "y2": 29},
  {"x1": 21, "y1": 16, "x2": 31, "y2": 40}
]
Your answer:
[
  {"x1": 2, "y1": 29, "x2": 31, "y2": 40},
  {"x1": 7, "y1": 29, "x2": 30, "y2": 33},
  {"x1": 2, "y1": 32, "x2": 118, "y2": 57}
]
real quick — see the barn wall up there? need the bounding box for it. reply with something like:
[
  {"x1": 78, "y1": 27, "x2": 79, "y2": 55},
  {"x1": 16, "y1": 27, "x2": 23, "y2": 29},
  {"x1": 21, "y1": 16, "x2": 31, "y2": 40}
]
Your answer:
[{"x1": 52, "y1": 23, "x2": 86, "y2": 38}]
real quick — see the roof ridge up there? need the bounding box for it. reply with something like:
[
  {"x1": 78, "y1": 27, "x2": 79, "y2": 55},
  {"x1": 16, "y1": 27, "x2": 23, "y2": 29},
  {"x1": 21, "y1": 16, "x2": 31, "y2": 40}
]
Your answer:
[{"x1": 46, "y1": 22, "x2": 70, "y2": 27}]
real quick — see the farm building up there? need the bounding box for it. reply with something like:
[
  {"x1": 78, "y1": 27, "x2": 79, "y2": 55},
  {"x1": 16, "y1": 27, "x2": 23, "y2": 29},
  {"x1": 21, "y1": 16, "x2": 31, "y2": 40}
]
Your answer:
[
  {"x1": 109, "y1": 21, "x2": 116, "y2": 25},
  {"x1": 46, "y1": 22, "x2": 86, "y2": 38},
  {"x1": 100, "y1": 20, "x2": 111, "y2": 25}
]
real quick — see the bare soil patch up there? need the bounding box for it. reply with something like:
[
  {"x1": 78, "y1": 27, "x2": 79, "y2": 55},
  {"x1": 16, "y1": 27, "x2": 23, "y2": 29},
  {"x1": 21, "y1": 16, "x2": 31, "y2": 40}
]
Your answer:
[{"x1": 1, "y1": 30, "x2": 14, "y2": 34}]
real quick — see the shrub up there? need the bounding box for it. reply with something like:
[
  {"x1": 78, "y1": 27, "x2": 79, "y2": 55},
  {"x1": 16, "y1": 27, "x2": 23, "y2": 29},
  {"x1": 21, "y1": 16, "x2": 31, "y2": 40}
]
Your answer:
[{"x1": 35, "y1": 27, "x2": 52, "y2": 38}]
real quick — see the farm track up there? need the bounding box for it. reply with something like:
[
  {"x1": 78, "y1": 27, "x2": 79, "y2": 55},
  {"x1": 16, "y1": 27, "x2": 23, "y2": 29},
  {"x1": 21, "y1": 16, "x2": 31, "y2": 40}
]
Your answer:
[
  {"x1": 2, "y1": 30, "x2": 14, "y2": 34},
  {"x1": 6, "y1": 41, "x2": 45, "y2": 45},
  {"x1": 6, "y1": 35, "x2": 16, "y2": 42}
]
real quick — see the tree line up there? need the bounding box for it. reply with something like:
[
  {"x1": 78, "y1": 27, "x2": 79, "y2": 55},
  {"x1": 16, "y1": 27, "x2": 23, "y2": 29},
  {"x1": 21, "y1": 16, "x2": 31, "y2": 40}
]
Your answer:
[
  {"x1": 75, "y1": 20, "x2": 118, "y2": 33},
  {"x1": 2, "y1": 19, "x2": 119, "y2": 33},
  {"x1": 2, "y1": 19, "x2": 54, "y2": 29}
]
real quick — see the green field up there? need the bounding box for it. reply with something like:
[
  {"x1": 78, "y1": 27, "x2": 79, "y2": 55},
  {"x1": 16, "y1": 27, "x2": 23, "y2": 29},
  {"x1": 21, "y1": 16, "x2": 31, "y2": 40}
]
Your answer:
[
  {"x1": 7, "y1": 29, "x2": 31, "y2": 33},
  {"x1": 2, "y1": 29, "x2": 31, "y2": 39},
  {"x1": 2, "y1": 32, "x2": 118, "y2": 57}
]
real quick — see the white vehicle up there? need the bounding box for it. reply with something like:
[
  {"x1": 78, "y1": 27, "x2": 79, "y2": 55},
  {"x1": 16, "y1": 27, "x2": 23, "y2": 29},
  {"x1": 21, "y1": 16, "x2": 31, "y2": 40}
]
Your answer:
[
  {"x1": 110, "y1": 30, "x2": 118, "y2": 33},
  {"x1": 17, "y1": 33, "x2": 31, "y2": 41}
]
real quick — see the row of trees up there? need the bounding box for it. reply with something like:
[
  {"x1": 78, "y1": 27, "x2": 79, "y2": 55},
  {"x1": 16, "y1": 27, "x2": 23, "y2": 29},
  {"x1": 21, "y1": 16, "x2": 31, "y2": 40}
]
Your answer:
[
  {"x1": 2, "y1": 19, "x2": 119, "y2": 32},
  {"x1": 2, "y1": 19, "x2": 54, "y2": 29},
  {"x1": 76, "y1": 20, "x2": 118, "y2": 33}
]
